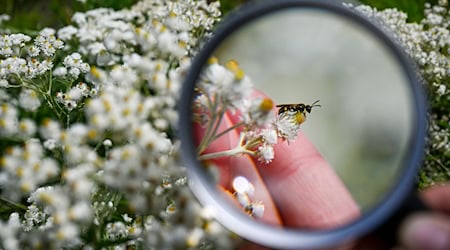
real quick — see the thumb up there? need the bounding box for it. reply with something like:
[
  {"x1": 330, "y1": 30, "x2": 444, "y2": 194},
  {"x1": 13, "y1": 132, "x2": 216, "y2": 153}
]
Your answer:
[{"x1": 400, "y1": 212, "x2": 450, "y2": 250}]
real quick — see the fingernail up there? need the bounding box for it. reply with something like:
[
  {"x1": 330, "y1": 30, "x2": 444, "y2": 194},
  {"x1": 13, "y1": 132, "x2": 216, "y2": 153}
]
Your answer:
[{"x1": 409, "y1": 221, "x2": 450, "y2": 250}]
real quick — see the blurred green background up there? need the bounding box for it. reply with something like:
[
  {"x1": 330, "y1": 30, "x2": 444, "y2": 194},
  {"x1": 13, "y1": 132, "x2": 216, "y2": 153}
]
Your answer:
[{"x1": 0, "y1": 0, "x2": 440, "y2": 32}]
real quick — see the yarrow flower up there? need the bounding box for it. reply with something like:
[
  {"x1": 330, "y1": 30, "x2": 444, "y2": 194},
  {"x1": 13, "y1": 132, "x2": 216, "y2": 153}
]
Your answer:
[
  {"x1": 347, "y1": 0, "x2": 450, "y2": 188},
  {"x1": 232, "y1": 176, "x2": 264, "y2": 218},
  {"x1": 195, "y1": 58, "x2": 278, "y2": 161},
  {"x1": 4, "y1": 0, "x2": 448, "y2": 248},
  {"x1": 0, "y1": 1, "x2": 238, "y2": 249},
  {"x1": 194, "y1": 56, "x2": 314, "y2": 166}
]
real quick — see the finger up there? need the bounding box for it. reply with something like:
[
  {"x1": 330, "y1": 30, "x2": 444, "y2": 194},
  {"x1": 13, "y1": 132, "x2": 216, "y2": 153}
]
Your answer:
[
  {"x1": 193, "y1": 113, "x2": 282, "y2": 225},
  {"x1": 400, "y1": 212, "x2": 450, "y2": 250},
  {"x1": 256, "y1": 132, "x2": 361, "y2": 229},
  {"x1": 420, "y1": 183, "x2": 450, "y2": 214}
]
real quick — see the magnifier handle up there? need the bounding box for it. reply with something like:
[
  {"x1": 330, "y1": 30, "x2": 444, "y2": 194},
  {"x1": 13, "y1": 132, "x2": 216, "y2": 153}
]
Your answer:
[{"x1": 373, "y1": 190, "x2": 429, "y2": 246}]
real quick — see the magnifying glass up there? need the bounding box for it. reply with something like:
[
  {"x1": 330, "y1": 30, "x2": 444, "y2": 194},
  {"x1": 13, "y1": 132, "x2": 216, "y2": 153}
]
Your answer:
[{"x1": 179, "y1": 0, "x2": 427, "y2": 249}]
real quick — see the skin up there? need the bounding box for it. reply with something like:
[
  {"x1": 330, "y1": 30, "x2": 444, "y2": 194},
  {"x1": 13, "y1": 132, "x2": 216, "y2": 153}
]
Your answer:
[
  {"x1": 193, "y1": 91, "x2": 450, "y2": 249},
  {"x1": 398, "y1": 184, "x2": 450, "y2": 250},
  {"x1": 193, "y1": 92, "x2": 360, "y2": 229}
]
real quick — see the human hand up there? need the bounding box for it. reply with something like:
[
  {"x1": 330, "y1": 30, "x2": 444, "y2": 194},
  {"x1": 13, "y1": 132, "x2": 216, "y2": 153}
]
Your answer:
[
  {"x1": 399, "y1": 183, "x2": 450, "y2": 250},
  {"x1": 193, "y1": 91, "x2": 361, "y2": 229}
]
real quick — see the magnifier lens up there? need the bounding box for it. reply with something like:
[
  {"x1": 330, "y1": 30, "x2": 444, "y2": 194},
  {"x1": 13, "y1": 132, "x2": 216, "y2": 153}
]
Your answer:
[{"x1": 180, "y1": 1, "x2": 425, "y2": 248}]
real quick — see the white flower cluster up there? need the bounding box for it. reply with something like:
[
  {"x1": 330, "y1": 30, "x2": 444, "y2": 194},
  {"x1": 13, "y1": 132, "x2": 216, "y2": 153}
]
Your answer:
[
  {"x1": 350, "y1": 1, "x2": 450, "y2": 187},
  {"x1": 232, "y1": 176, "x2": 264, "y2": 218},
  {"x1": 0, "y1": 28, "x2": 63, "y2": 84},
  {"x1": 194, "y1": 58, "x2": 281, "y2": 164},
  {"x1": 0, "y1": 0, "x2": 241, "y2": 249},
  {"x1": 0, "y1": 140, "x2": 59, "y2": 201},
  {"x1": 0, "y1": 213, "x2": 21, "y2": 250}
]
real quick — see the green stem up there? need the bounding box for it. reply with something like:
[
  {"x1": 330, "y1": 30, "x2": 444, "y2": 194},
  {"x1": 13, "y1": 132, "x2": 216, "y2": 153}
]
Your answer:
[
  {"x1": 212, "y1": 121, "x2": 245, "y2": 142},
  {"x1": 197, "y1": 109, "x2": 224, "y2": 154},
  {"x1": 47, "y1": 70, "x2": 53, "y2": 95},
  {"x1": 198, "y1": 132, "x2": 254, "y2": 160},
  {"x1": 198, "y1": 147, "x2": 255, "y2": 161},
  {"x1": 0, "y1": 197, "x2": 27, "y2": 211},
  {"x1": 428, "y1": 154, "x2": 448, "y2": 171},
  {"x1": 196, "y1": 95, "x2": 220, "y2": 154}
]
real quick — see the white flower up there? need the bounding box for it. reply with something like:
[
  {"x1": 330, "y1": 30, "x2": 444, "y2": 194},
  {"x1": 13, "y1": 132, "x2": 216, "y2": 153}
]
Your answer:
[
  {"x1": 27, "y1": 45, "x2": 40, "y2": 57},
  {"x1": 242, "y1": 97, "x2": 275, "y2": 127},
  {"x1": 0, "y1": 140, "x2": 59, "y2": 201},
  {"x1": 0, "y1": 14, "x2": 10, "y2": 24},
  {"x1": 437, "y1": 84, "x2": 446, "y2": 95},
  {"x1": 106, "y1": 221, "x2": 127, "y2": 240},
  {"x1": 53, "y1": 66, "x2": 67, "y2": 77},
  {"x1": 19, "y1": 89, "x2": 41, "y2": 111},
  {"x1": 261, "y1": 127, "x2": 278, "y2": 145},
  {"x1": 68, "y1": 202, "x2": 93, "y2": 222},
  {"x1": 110, "y1": 65, "x2": 138, "y2": 87},
  {"x1": 0, "y1": 79, "x2": 8, "y2": 87},
  {"x1": 18, "y1": 118, "x2": 37, "y2": 138},
  {"x1": 235, "y1": 192, "x2": 251, "y2": 208},
  {"x1": 157, "y1": 31, "x2": 187, "y2": 57},
  {"x1": 34, "y1": 28, "x2": 64, "y2": 57},
  {"x1": 63, "y1": 163, "x2": 95, "y2": 199},
  {"x1": 186, "y1": 228, "x2": 204, "y2": 248},
  {"x1": 201, "y1": 62, "x2": 232, "y2": 91},
  {"x1": 0, "y1": 0, "x2": 233, "y2": 248},
  {"x1": 0, "y1": 213, "x2": 21, "y2": 250},
  {"x1": 68, "y1": 68, "x2": 81, "y2": 78},
  {"x1": 63, "y1": 53, "x2": 90, "y2": 78},
  {"x1": 57, "y1": 25, "x2": 78, "y2": 40},
  {"x1": 250, "y1": 202, "x2": 265, "y2": 218},
  {"x1": 39, "y1": 119, "x2": 61, "y2": 141},
  {"x1": 43, "y1": 139, "x2": 58, "y2": 150},
  {"x1": 56, "y1": 223, "x2": 79, "y2": 241},
  {"x1": 276, "y1": 115, "x2": 302, "y2": 141},
  {"x1": 102, "y1": 139, "x2": 112, "y2": 147},
  {"x1": 257, "y1": 144, "x2": 275, "y2": 163},
  {"x1": 166, "y1": 12, "x2": 190, "y2": 31},
  {"x1": 232, "y1": 176, "x2": 254, "y2": 196},
  {"x1": 0, "y1": 103, "x2": 18, "y2": 136}
]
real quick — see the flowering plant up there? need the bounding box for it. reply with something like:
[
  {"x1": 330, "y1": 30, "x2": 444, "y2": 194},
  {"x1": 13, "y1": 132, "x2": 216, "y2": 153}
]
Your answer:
[
  {"x1": 349, "y1": 0, "x2": 450, "y2": 189},
  {"x1": 0, "y1": 0, "x2": 449, "y2": 249},
  {"x1": 0, "y1": 1, "x2": 242, "y2": 249}
]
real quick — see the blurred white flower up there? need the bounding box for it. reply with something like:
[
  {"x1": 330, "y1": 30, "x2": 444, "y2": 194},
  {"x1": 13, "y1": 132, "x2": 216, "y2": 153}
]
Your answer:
[{"x1": 19, "y1": 89, "x2": 41, "y2": 111}]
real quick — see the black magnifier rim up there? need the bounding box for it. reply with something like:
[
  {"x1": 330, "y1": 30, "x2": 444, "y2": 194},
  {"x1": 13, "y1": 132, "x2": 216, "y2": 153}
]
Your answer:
[{"x1": 179, "y1": 0, "x2": 427, "y2": 249}]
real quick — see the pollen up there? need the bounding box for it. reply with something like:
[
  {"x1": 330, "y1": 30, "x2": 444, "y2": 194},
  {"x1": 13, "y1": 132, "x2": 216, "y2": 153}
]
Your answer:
[
  {"x1": 42, "y1": 118, "x2": 51, "y2": 127},
  {"x1": 234, "y1": 69, "x2": 245, "y2": 80},
  {"x1": 207, "y1": 56, "x2": 218, "y2": 65},
  {"x1": 87, "y1": 129, "x2": 97, "y2": 140},
  {"x1": 1, "y1": 104, "x2": 8, "y2": 112},
  {"x1": 59, "y1": 131, "x2": 67, "y2": 141},
  {"x1": 225, "y1": 59, "x2": 239, "y2": 72},
  {"x1": 90, "y1": 66, "x2": 101, "y2": 78},
  {"x1": 178, "y1": 40, "x2": 187, "y2": 48},
  {"x1": 16, "y1": 167, "x2": 24, "y2": 177},
  {"x1": 259, "y1": 98, "x2": 274, "y2": 112},
  {"x1": 102, "y1": 99, "x2": 111, "y2": 112},
  {"x1": 294, "y1": 112, "x2": 306, "y2": 125},
  {"x1": 169, "y1": 11, "x2": 177, "y2": 17},
  {"x1": 19, "y1": 122, "x2": 27, "y2": 131},
  {"x1": 20, "y1": 183, "x2": 31, "y2": 193}
]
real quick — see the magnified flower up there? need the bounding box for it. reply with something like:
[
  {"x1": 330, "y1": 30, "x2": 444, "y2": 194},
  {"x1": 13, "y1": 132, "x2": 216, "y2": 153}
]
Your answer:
[{"x1": 232, "y1": 176, "x2": 264, "y2": 218}]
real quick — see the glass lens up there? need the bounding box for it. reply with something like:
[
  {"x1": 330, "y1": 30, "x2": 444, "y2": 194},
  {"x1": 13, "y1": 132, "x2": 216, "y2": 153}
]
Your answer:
[{"x1": 190, "y1": 8, "x2": 414, "y2": 230}]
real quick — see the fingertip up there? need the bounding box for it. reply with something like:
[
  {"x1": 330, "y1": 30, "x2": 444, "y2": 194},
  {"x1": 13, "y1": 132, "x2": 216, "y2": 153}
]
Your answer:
[
  {"x1": 420, "y1": 183, "x2": 450, "y2": 213},
  {"x1": 400, "y1": 213, "x2": 450, "y2": 250}
]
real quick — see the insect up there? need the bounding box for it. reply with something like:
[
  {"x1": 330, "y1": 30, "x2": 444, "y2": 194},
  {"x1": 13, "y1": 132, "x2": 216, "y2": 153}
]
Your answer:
[{"x1": 276, "y1": 100, "x2": 321, "y2": 126}]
